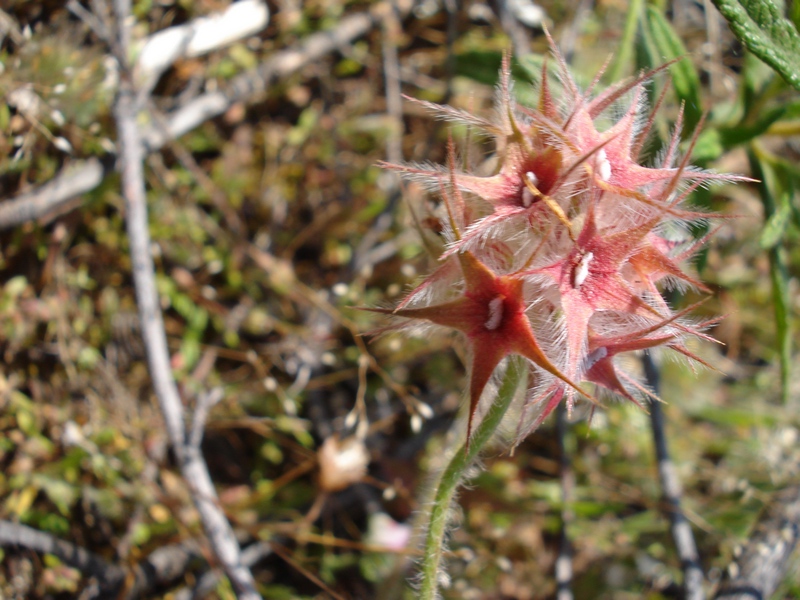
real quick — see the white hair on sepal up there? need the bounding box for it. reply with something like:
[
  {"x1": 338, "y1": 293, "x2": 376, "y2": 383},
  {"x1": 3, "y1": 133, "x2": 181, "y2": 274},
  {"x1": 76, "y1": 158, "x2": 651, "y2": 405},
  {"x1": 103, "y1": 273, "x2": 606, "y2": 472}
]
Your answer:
[
  {"x1": 565, "y1": 391, "x2": 595, "y2": 420},
  {"x1": 445, "y1": 222, "x2": 495, "y2": 258},
  {"x1": 400, "y1": 279, "x2": 444, "y2": 310},
  {"x1": 397, "y1": 264, "x2": 466, "y2": 310},
  {"x1": 462, "y1": 355, "x2": 516, "y2": 442},
  {"x1": 653, "y1": 218, "x2": 694, "y2": 243},
  {"x1": 657, "y1": 273, "x2": 694, "y2": 295},
  {"x1": 497, "y1": 364, "x2": 554, "y2": 446},
  {"x1": 528, "y1": 306, "x2": 569, "y2": 371},
  {"x1": 386, "y1": 161, "x2": 450, "y2": 191},
  {"x1": 540, "y1": 308, "x2": 568, "y2": 352},
  {"x1": 631, "y1": 90, "x2": 651, "y2": 141},
  {"x1": 513, "y1": 241, "x2": 549, "y2": 274},
  {"x1": 365, "y1": 312, "x2": 441, "y2": 347},
  {"x1": 511, "y1": 375, "x2": 563, "y2": 444},
  {"x1": 523, "y1": 271, "x2": 560, "y2": 301},
  {"x1": 537, "y1": 123, "x2": 575, "y2": 159},
  {"x1": 609, "y1": 193, "x2": 665, "y2": 225},
  {"x1": 408, "y1": 97, "x2": 503, "y2": 134},
  {"x1": 522, "y1": 228, "x2": 573, "y2": 267},
  {"x1": 557, "y1": 181, "x2": 590, "y2": 210},
  {"x1": 593, "y1": 381, "x2": 632, "y2": 408},
  {"x1": 635, "y1": 287, "x2": 674, "y2": 313},
  {"x1": 404, "y1": 320, "x2": 445, "y2": 340},
  {"x1": 659, "y1": 194, "x2": 714, "y2": 223},
  {"x1": 660, "y1": 341, "x2": 712, "y2": 375},
  {"x1": 397, "y1": 283, "x2": 435, "y2": 310},
  {"x1": 439, "y1": 216, "x2": 462, "y2": 248},
  {"x1": 596, "y1": 82, "x2": 648, "y2": 128},
  {"x1": 587, "y1": 310, "x2": 654, "y2": 339},
  {"x1": 493, "y1": 87, "x2": 518, "y2": 133},
  {"x1": 454, "y1": 210, "x2": 536, "y2": 259}
]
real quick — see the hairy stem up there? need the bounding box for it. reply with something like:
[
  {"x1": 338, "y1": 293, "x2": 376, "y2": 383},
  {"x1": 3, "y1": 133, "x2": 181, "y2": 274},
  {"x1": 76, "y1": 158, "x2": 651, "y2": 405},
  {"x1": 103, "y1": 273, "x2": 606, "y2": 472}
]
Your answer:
[{"x1": 419, "y1": 357, "x2": 525, "y2": 599}]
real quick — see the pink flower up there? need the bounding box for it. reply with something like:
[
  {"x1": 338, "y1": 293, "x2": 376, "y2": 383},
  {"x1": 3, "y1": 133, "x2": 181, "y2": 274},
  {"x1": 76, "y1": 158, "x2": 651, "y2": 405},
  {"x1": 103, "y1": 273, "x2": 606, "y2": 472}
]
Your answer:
[
  {"x1": 375, "y1": 35, "x2": 746, "y2": 445},
  {"x1": 369, "y1": 250, "x2": 593, "y2": 443}
]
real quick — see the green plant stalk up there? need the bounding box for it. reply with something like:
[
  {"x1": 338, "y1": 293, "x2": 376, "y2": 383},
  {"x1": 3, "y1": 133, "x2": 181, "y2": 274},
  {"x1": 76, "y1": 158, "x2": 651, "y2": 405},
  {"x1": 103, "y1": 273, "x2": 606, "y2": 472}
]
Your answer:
[
  {"x1": 643, "y1": 5, "x2": 703, "y2": 133},
  {"x1": 607, "y1": 0, "x2": 643, "y2": 82},
  {"x1": 749, "y1": 144, "x2": 793, "y2": 404},
  {"x1": 768, "y1": 244, "x2": 792, "y2": 404},
  {"x1": 419, "y1": 356, "x2": 525, "y2": 599}
]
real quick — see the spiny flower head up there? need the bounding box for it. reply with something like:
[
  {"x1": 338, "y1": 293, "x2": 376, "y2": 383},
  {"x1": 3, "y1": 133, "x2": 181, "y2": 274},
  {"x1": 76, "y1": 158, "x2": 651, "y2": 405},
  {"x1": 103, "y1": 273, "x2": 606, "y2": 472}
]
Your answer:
[{"x1": 376, "y1": 36, "x2": 745, "y2": 446}]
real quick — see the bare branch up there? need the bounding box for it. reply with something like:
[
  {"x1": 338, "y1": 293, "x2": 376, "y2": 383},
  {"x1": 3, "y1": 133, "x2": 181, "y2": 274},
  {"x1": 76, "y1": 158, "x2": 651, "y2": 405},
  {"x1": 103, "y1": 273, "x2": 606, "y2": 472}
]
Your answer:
[
  {"x1": 111, "y1": 0, "x2": 260, "y2": 595},
  {"x1": 0, "y1": 520, "x2": 257, "y2": 600},
  {"x1": 0, "y1": 158, "x2": 105, "y2": 229},
  {"x1": 140, "y1": 7, "x2": 386, "y2": 150},
  {"x1": 555, "y1": 403, "x2": 574, "y2": 600},
  {"x1": 135, "y1": 0, "x2": 269, "y2": 95},
  {"x1": 115, "y1": 78, "x2": 261, "y2": 600},
  {"x1": 67, "y1": 0, "x2": 111, "y2": 43},
  {"x1": 0, "y1": 520, "x2": 125, "y2": 593},
  {"x1": 644, "y1": 352, "x2": 706, "y2": 600},
  {"x1": 0, "y1": 3, "x2": 412, "y2": 231},
  {"x1": 126, "y1": 540, "x2": 203, "y2": 599},
  {"x1": 173, "y1": 541, "x2": 274, "y2": 600},
  {"x1": 189, "y1": 387, "x2": 224, "y2": 450}
]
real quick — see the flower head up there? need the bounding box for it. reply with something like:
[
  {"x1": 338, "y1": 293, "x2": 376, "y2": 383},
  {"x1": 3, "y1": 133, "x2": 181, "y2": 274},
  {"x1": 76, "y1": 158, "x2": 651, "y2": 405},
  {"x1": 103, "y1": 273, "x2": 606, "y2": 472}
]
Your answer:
[{"x1": 376, "y1": 37, "x2": 745, "y2": 445}]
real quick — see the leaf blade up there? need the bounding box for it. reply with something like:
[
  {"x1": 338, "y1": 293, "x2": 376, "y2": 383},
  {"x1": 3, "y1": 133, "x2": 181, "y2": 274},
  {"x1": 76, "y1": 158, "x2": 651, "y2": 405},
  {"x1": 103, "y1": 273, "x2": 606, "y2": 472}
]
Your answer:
[{"x1": 713, "y1": 0, "x2": 800, "y2": 91}]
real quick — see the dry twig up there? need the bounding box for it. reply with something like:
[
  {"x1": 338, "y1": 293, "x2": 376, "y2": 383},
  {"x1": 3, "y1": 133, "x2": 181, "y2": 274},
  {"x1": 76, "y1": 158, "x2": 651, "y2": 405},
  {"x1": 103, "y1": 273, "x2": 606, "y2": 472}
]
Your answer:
[
  {"x1": 0, "y1": 520, "x2": 125, "y2": 595},
  {"x1": 555, "y1": 403, "x2": 574, "y2": 600},
  {"x1": 0, "y1": 1, "x2": 412, "y2": 231},
  {"x1": 644, "y1": 352, "x2": 705, "y2": 600},
  {"x1": 0, "y1": 520, "x2": 223, "y2": 599},
  {"x1": 111, "y1": 0, "x2": 259, "y2": 596}
]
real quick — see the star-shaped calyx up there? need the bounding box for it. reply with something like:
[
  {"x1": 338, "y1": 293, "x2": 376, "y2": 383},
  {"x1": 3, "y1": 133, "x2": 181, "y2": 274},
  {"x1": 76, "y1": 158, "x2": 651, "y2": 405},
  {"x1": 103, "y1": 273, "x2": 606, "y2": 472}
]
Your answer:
[
  {"x1": 584, "y1": 300, "x2": 718, "y2": 405},
  {"x1": 370, "y1": 251, "x2": 593, "y2": 444},
  {"x1": 529, "y1": 199, "x2": 673, "y2": 384},
  {"x1": 379, "y1": 54, "x2": 574, "y2": 256}
]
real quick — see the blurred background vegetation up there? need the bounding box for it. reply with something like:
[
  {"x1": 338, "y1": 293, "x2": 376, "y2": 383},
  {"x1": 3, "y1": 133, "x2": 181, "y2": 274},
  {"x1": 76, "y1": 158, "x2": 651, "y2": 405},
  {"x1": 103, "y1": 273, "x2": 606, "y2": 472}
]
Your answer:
[{"x1": 0, "y1": 0, "x2": 798, "y2": 598}]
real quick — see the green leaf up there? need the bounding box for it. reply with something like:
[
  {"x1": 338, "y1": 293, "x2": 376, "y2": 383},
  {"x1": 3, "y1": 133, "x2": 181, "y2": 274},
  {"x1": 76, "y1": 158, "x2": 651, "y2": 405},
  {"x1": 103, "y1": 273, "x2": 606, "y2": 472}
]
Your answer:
[
  {"x1": 749, "y1": 147, "x2": 794, "y2": 404},
  {"x1": 749, "y1": 141, "x2": 800, "y2": 228},
  {"x1": 759, "y1": 196, "x2": 791, "y2": 249},
  {"x1": 743, "y1": 48, "x2": 776, "y2": 102},
  {"x1": 712, "y1": 0, "x2": 800, "y2": 91},
  {"x1": 691, "y1": 129, "x2": 724, "y2": 162},
  {"x1": 606, "y1": 0, "x2": 644, "y2": 81},
  {"x1": 454, "y1": 51, "x2": 502, "y2": 87},
  {"x1": 643, "y1": 6, "x2": 703, "y2": 132},
  {"x1": 718, "y1": 103, "x2": 789, "y2": 147},
  {"x1": 768, "y1": 244, "x2": 792, "y2": 405}
]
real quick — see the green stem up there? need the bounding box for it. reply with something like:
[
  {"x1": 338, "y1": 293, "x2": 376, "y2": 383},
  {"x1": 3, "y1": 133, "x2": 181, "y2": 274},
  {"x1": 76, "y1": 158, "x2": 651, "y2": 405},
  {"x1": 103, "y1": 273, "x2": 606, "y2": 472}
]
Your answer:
[
  {"x1": 749, "y1": 145, "x2": 793, "y2": 404},
  {"x1": 768, "y1": 244, "x2": 792, "y2": 405},
  {"x1": 607, "y1": 0, "x2": 643, "y2": 83},
  {"x1": 418, "y1": 357, "x2": 525, "y2": 599}
]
